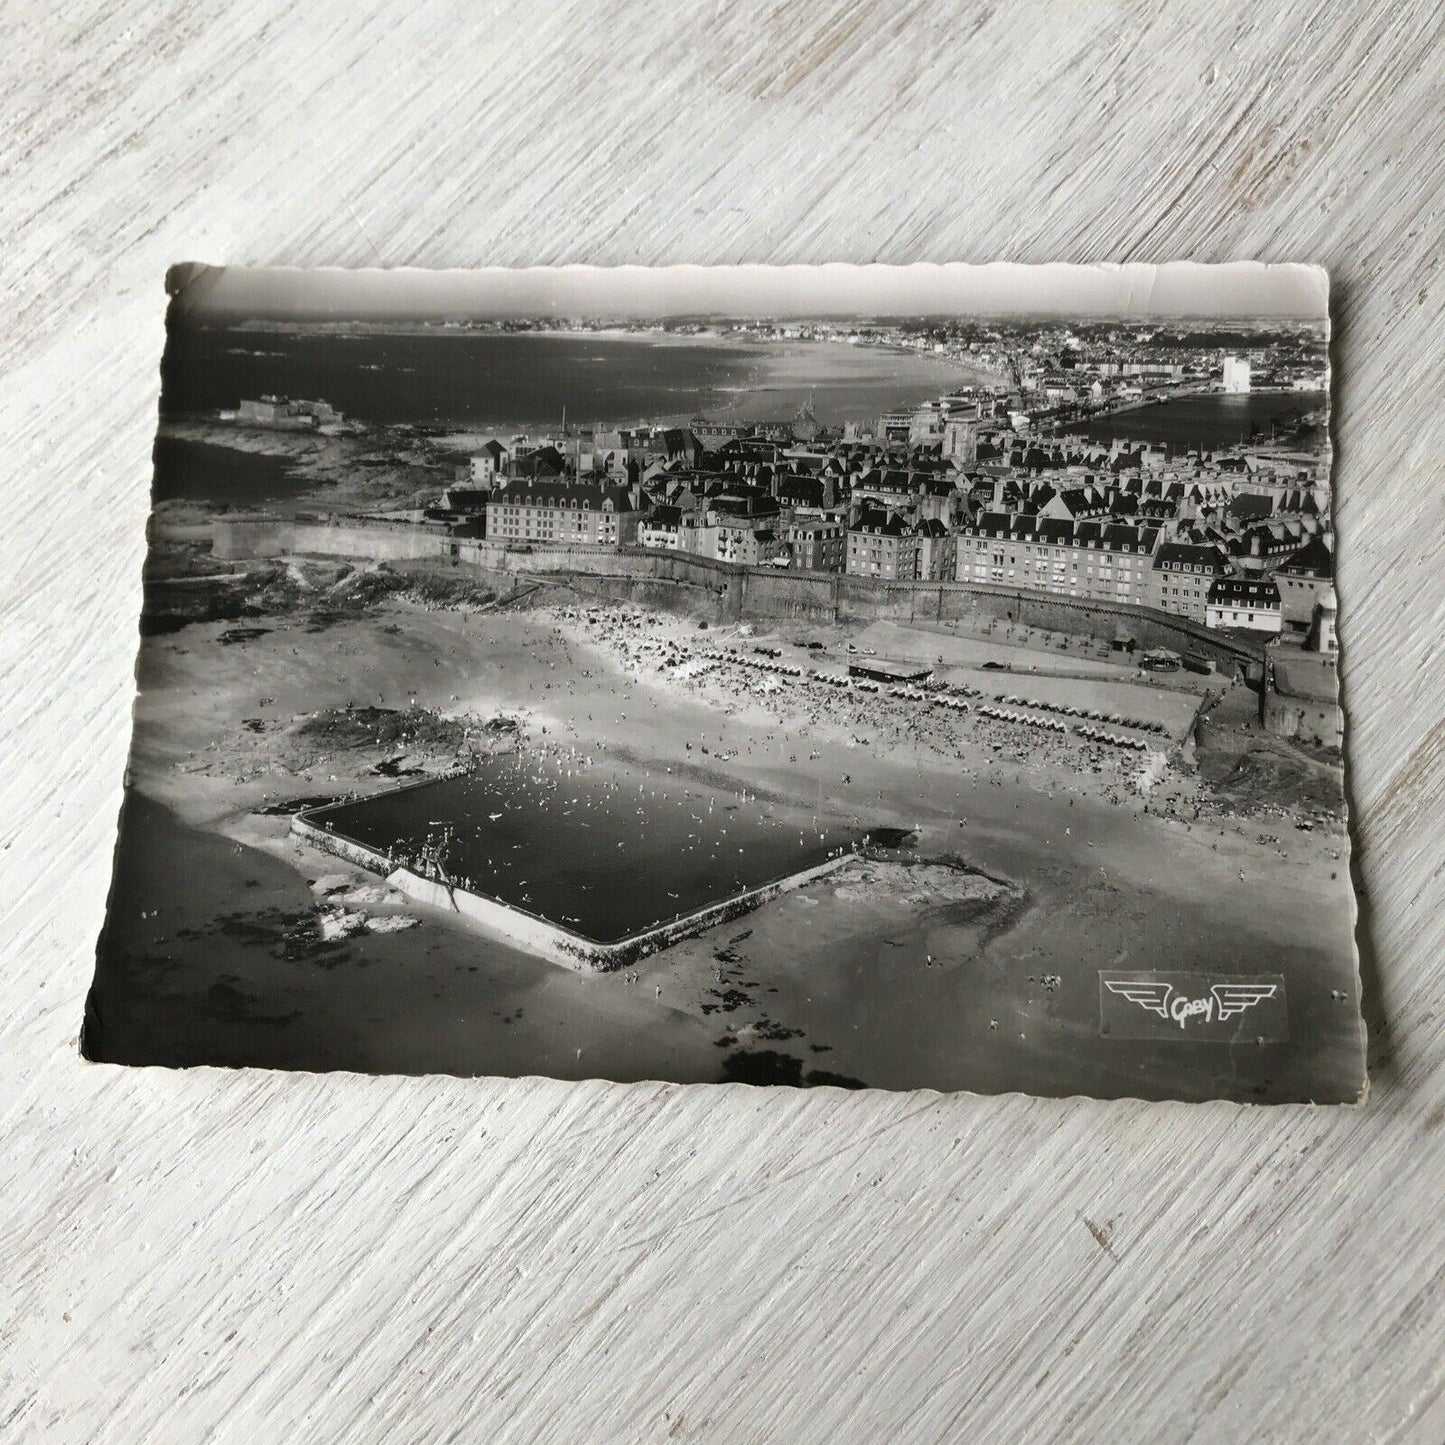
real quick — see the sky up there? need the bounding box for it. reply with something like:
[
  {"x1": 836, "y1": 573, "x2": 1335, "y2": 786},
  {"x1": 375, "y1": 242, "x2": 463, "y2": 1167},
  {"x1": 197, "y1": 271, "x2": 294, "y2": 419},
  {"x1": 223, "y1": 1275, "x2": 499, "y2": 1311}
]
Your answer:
[{"x1": 168, "y1": 261, "x2": 1329, "y2": 323}]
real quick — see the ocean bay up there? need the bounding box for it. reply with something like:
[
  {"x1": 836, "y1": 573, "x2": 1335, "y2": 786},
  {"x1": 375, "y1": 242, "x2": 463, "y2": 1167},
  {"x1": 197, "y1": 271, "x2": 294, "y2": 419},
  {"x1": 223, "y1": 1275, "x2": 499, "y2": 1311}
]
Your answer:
[{"x1": 161, "y1": 326, "x2": 989, "y2": 431}]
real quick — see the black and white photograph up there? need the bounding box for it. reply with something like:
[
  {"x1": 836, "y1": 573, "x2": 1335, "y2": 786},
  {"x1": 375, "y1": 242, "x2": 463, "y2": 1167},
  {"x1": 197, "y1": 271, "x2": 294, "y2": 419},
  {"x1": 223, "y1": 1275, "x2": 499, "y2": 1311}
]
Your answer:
[
  {"x1": 86, "y1": 261, "x2": 1362, "y2": 1103},
  {"x1": 16, "y1": 6, "x2": 1445, "y2": 1438}
]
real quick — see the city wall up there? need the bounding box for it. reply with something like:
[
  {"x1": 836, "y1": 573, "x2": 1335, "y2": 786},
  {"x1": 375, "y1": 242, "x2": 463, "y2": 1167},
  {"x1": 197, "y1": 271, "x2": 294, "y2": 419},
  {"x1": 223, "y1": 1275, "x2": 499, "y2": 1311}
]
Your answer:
[
  {"x1": 216, "y1": 517, "x2": 1263, "y2": 669},
  {"x1": 1261, "y1": 695, "x2": 1343, "y2": 751}
]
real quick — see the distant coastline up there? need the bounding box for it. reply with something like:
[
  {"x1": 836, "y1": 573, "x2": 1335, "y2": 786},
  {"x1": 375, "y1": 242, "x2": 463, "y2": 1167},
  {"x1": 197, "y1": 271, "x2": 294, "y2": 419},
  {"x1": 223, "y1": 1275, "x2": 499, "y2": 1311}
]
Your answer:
[
  {"x1": 212, "y1": 313, "x2": 1329, "y2": 336},
  {"x1": 161, "y1": 324, "x2": 1001, "y2": 432}
]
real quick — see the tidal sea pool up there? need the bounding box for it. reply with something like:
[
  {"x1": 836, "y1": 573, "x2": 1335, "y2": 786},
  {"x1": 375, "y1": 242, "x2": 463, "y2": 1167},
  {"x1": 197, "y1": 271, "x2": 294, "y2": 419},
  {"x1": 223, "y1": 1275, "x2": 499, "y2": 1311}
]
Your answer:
[{"x1": 304, "y1": 746, "x2": 861, "y2": 943}]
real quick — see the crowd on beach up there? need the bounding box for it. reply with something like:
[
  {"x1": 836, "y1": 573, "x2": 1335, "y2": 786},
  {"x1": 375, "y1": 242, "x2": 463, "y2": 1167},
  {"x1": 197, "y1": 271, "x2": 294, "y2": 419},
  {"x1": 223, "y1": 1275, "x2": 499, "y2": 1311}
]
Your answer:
[
  {"x1": 548, "y1": 603, "x2": 1177, "y2": 804},
  {"x1": 527, "y1": 602, "x2": 1343, "y2": 869},
  {"x1": 244, "y1": 597, "x2": 1334, "y2": 907}
]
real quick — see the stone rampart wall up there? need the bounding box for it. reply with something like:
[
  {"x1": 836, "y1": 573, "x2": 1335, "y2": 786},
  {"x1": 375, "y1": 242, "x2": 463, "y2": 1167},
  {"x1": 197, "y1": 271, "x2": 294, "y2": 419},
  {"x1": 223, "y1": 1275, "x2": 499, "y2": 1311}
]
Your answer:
[{"x1": 215, "y1": 517, "x2": 1262, "y2": 669}]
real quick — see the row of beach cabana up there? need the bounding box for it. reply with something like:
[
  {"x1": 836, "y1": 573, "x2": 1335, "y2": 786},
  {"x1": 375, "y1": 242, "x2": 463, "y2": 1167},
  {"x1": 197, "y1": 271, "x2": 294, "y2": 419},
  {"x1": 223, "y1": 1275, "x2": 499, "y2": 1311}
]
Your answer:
[
  {"x1": 992, "y1": 692, "x2": 1169, "y2": 736},
  {"x1": 977, "y1": 703, "x2": 1067, "y2": 734}
]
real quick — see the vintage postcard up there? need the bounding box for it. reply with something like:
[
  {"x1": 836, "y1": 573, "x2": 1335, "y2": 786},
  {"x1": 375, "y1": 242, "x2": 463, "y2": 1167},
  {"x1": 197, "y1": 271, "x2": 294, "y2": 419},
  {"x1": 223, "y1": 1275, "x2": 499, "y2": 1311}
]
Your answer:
[{"x1": 86, "y1": 262, "x2": 1364, "y2": 1102}]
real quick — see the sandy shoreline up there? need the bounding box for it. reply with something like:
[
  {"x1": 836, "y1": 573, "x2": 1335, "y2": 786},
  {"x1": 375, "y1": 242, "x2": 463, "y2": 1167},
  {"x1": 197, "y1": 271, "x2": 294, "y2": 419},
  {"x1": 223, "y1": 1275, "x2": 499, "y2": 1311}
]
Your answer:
[
  {"x1": 88, "y1": 581, "x2": 1363, "y2": 1100},
  {"x1": 694, "y1": 337, "x2": 997, "y2": 425}
]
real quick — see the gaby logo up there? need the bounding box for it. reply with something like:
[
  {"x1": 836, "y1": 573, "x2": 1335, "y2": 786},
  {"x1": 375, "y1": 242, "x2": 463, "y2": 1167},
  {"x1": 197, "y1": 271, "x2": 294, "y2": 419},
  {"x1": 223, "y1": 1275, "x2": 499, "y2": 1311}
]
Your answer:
[
  {"x1": 1099, "y1": 971, "x2": 1288, "y2": 1042},
  {"x1": 1104, "y1": 979, "x2": 1279, "y2": 1029}
]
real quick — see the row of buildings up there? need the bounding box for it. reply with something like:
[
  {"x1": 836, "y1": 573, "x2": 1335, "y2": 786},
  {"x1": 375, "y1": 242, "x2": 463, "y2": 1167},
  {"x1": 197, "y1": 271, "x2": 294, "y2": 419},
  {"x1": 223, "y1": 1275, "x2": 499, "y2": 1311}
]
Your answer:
[{"x1": 436, "y1": 399, "x2": 1332, "y2": 641}]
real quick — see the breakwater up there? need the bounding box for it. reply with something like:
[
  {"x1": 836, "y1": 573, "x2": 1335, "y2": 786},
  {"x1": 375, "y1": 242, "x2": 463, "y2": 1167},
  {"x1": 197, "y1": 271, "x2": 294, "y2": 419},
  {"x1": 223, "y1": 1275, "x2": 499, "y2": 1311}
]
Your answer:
[{"x1": 214, "y1": 517, "x2": 1264, "y2": 670}]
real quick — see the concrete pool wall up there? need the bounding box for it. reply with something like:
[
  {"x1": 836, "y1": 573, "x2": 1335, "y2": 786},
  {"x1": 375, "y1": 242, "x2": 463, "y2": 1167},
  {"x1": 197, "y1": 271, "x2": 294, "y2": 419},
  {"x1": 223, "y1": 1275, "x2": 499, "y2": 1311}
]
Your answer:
[
  {"x1": 291, "y1": 810, "x2": 856, "y2": 971},
  {"x1": 292, "y1": 814, "x2": 398, "y2": 873}
]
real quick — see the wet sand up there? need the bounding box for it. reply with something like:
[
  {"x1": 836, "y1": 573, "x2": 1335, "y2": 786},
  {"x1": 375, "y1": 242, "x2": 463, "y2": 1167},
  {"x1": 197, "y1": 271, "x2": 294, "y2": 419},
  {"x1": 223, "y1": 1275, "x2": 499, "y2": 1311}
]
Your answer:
[
  {"x1": 454, "y1": 330, "x2": 1000, "y2": 429},
  {"x1": 89, "y1": 595, "x2": 1364, "y2": 1100},
  {"x1": 705, "y1": 338, "x2": 998, "y2": 426}
]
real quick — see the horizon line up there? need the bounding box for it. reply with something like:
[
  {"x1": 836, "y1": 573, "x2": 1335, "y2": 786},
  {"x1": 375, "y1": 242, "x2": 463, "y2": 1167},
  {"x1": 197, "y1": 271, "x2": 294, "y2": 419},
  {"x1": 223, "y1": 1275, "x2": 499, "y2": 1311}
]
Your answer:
[{"x1": 168, "y1": 261, "x2": 1330, "y2": 325}]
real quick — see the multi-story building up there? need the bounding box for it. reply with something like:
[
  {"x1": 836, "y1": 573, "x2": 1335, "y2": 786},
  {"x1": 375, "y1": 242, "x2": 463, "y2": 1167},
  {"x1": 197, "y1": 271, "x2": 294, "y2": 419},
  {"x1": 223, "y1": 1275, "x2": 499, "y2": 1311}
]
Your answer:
[
  {"x1": 690, "y1": 419, "x2": 750, "y2": 446},
  {"x1": 1206, "y1": 575, "x2": 1282, "y2": 633},
  {"x1": 955, "y1": 513, "x2": 1160, "y2": 605},
  {"x1": 438, "y1": 485, "x2": 490, "y2": 515},
  {"x1": 942, "y1": 417, "x2": 980, "y2": 463},
  {"x1": 637, "y1": 504, "x2": 684, "y2": 550},
  {"x1": 785, "y1": 517, "x2": 847, "y2": 572},
  {"x1": 914, "y1": 518, "x2": 957, "y2": 582},
  {"x1": 709, "y1": 484, "x2": 781, "y2": 523},
  {"x1": 468, "y1": 439, "x2": 509, "y2": 485},
  {"x1": 907, "y1": 401, "x2": 947, "y2": 446},
  {"x1": 1037, "y1": 484, "x2": 1112, "y2": 523},
  {"x1": 852, "y1": 467, "x2": 920, "y2": 514},
  {"x1": 1272, "y1": 535, "x2": 1334, "y2": 633},
  {"x1": 510, "y1": 444, "x2": 567, "y2": 480},
  {"x1": 776, "y1": 474, "x2": 837, "y2": 512},
  {"x1": 714, "y1": 515, "x2": 789, "y2": 566},
  {"x1": 847, "y1": 511, "x2": 919, "y2": 580},
  {"x1": 878, "y1": 410, "x2": 913, "y2": 444},
  {"x1": 1148, "y1": 542, "x2": 1231, "y2": 623},
  {"x1": 1222, "y1": 356, "x2": 1253, "y2": 393},
  {"x1": 1306, "y1": 590, "x2": 1337, "y2": 654},
  {"x1": 486, "y1": 480, "x2": 644, "y2": 547},
  {"x1": 1230, "y1": 521, "x2": 1310, "y2": 573}
]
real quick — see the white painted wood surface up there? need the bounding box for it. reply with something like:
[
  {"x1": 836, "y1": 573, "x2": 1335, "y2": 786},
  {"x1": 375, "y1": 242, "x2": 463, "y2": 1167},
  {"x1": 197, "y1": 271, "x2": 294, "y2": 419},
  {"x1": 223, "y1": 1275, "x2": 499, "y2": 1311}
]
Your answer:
[{"x1": 3, "y1": 3, "x2": 1443, "y2": 1440}]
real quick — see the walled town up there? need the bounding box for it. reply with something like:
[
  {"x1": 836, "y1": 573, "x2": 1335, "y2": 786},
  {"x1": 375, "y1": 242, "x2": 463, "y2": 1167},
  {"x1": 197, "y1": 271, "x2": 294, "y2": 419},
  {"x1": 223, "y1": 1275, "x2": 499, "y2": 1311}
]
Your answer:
[
  {"x1": 100, "y1": 319, "x2": 1356, "y2": 1097},
  {"x1": 406, "y1": 323, "x2": 1338, "y2": 751}
]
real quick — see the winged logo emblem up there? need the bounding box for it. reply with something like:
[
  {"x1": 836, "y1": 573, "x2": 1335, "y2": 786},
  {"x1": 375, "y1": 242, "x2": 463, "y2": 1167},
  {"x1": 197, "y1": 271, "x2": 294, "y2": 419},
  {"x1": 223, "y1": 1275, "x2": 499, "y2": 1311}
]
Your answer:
[
  {"x1": 1212, "y1": 983, "x2": 1280, "y2": 1020},
  {"x1": 1103, "y1": 979, "x2": 1172, "y2": 1018},
  {"x1": 1104, "y1": 978, "x2": 1279, "y2": 1029}
]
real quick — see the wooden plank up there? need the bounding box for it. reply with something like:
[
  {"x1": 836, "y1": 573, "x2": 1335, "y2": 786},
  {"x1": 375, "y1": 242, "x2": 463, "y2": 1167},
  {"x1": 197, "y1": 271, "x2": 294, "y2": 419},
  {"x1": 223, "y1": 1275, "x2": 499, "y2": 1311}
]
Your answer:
[{"x1": 2, "y1": 1, "x2": 1442, "y2": 1439}]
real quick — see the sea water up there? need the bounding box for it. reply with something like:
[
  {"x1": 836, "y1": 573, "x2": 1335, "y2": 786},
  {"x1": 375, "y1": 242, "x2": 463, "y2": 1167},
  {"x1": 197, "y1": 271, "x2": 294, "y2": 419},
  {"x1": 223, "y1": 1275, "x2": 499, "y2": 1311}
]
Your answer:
[
  {"x1": 161, "y1": 326, "x2": 764, "y2": 428},
  {"x1": 1062, "y1": 391, "x2": 1321, "y2": 450},
  {"x1": 306, "y1": 748, "x2": 860, "y2": 943}
]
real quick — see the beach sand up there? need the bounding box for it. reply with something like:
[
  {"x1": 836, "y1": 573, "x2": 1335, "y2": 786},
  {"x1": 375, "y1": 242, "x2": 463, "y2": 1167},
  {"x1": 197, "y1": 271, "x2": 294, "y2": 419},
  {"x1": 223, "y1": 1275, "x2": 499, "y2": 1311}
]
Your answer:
[
  {"x1": 704, "y1": 338, "x2": 998, "y2": 426},
  {"x1": 89, "y1": 592, "x2": 1363, "y2": 1101}
]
